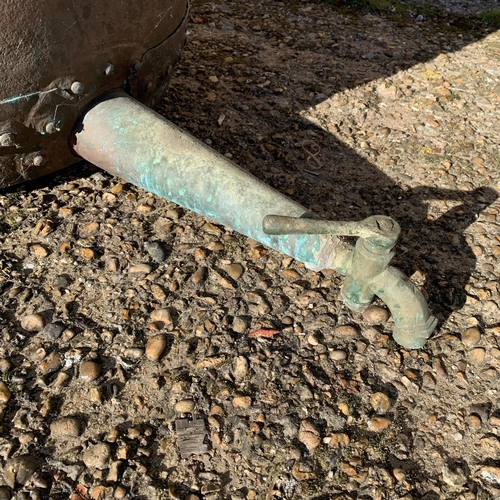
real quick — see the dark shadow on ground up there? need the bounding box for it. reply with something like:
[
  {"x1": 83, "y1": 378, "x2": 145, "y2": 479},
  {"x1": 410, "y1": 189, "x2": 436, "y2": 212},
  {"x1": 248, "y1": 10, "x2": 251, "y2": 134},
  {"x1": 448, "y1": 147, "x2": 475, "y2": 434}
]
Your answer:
[{"x1": 159, "y1": 0, "x2": 498, "y2": 327}]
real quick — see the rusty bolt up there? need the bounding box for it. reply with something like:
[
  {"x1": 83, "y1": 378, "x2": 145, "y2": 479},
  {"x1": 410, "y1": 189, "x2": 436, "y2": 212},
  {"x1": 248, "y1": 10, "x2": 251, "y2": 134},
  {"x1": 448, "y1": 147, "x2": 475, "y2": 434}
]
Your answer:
[
  {"x1": 104, "y1": 63, "x2": 115, "y2": 76},
  {"x1": 0, "y1": 133, "x2": 14, "y2": 147},
  {"x1": 33, "y1": 155, "x2": 45, "y2": 167},
  {"x1": 70, "y1": 81, "x2": 85, "y2": 95}
]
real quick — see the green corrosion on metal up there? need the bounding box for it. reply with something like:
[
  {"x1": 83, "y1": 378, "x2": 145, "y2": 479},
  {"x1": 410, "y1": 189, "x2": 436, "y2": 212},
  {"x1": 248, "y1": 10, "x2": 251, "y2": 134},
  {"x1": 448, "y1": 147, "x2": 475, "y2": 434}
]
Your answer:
[
  {"x1": 75, "y1": 93, "x2": 334, "y2": 271},
  {"x1": 73, "y1": 92, "x2": 438, "y2": 349}
]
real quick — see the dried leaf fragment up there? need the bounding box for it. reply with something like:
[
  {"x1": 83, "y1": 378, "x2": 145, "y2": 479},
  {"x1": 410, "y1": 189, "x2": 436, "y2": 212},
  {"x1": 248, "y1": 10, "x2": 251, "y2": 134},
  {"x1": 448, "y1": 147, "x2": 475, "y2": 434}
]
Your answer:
[{"x1": 248, "y1": 329, "x2": 280, "y2": 338}]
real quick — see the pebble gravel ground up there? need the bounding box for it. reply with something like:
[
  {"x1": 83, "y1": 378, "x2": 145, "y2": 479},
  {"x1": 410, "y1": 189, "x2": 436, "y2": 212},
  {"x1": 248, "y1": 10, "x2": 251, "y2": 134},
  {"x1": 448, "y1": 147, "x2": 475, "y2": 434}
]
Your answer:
[{"x1": 0, "y1": 0, "x2": 500, "y2": 498}]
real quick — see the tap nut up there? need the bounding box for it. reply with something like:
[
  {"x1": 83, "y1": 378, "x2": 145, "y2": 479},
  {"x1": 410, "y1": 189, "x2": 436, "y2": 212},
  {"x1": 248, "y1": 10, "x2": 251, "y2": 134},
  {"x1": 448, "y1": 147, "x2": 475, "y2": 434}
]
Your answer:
[
  {"x1": 33, "y1": 155, "x2": 45, "y2": 167},
  {"x1": 71, "y1": 81, "x2": 85, "y2": 95},
  {"x1": 104, "y1": 63, "x2": 115, "y2": 76},
  {"x1": 0, "y1": 133, "x2": 14, "y2": 147},
  {"x1": 45, "y1": 122, "x2": 57, "y2": 134}
]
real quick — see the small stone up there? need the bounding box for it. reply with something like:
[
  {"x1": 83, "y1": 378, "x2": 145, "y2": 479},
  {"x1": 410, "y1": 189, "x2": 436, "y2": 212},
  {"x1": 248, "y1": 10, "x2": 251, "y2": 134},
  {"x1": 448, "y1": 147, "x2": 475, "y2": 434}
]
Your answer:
[
  {"x1": 175, "y1": 399, "x2": 195, "y2": 413},
  {"x1": 432, "y1": 357, "x2": 447, "y2": 377},
  {"x1": 151, "y1": 284, "x2": 167, "y2": 302},
  {"x1": 191, "y1": 267, "x2": 207, "y2": 284},
  {"x1": 222, "y1": 263, "x2": 244, "y2": 280},
  {"x1": 53, "y1": 372, "x2": 71, "y2": 387},
  {"x1": 129, "y1": 263, "x2": 153, "y2": 274},
  {"x1": 370, "y1": 392, "x2": 391, "y2": 414},
  {"x1": 81, "y1": 222, "x2": 100, "y2": 236},
  {"x1": 468, "y1": 414, "x2": 482, "y2": 428},
  {"x1": 81, "y1": 248, "x2": 95, "y2": 260},
  {"x1": 39, "y1": 352, "x2": 61, "y2": 374},
  {"x1": 151, "y1": 308, "x2": 173, "y2": 325},
  {"x1": 472, "y1": 157, "x2": 485, "y2": 165},
  {"x1": 144, "y1": 241, "x2": 167, "y2": 263},
  {"x1": 63, "y1": 329, "x2": 76, "y2": 341},
  {"x1": 307, "y1": 334, "x2": 319, "y2": 346},
  {"x1": 208, "y1": 75, "x2": 219, "y2": 83},
  {"x1": 53, "y1": 274, "x2": 71, "y2": 287},
  {"x1": 462, "y1": 327, "x2": 481, "y2": 347},
  {"x1": 299, "y1": 421, "x2": 320, "y2": 449},
  {"x1": 194, "y1": 248, "x2": 207, "y2": 260},
  {"x1": 107, "y1": 463, "x2": 122, "y2": 483},
  {"x1": 31, "y1": 244, "x2": 48, "y2": 257},
  {"x1": 80, "y1": 361, "x2": 101, "y2": 382},
  {"x1": 124, "y1": 348, "x2": 144, "y2": 360},
  {"x1": 232, "y1": 317, "x2": 248, "y2": 334},
  {"x1": 338, "y1": 402, "x2": 350, "y2": 416},
  {"x1": 102, "y1": 192, "x2": 116, "y2": 203},
  {"x1": 219, "y1": 277, "x2": 235, "y2": 289},
  {"x1": 367, "y1": 416, "x2": 391, "y2": 431},
  {"x1": 327, "y1": 433, "x2": 350, "y2": 446},
  {"x1": 292, "y1": 462, "x2": 316, "y2": 481},
  {"x1": 145, "y1": 334, "x2": 167, "y2": 361},
  {"x1": 83, "y1": 443, "x2": 111, "y2": 469},
  {"x1": 330, "y1": 350, "x2": 347, "y2": 361},
  {"x1": 4, "y1": 455, "x2": 40, "y2": 488},
  {"x1": 106, "y1": 257, "x2": 120, "y2": 272},
  {"x1": 233, "y1": 396, "x2": 252, "y2": 408},
  {"x1": 110, "y1": 183, "x2": 125, "y2": 194},
  {"x1": 437, "y1": 87, "x2": 452, "y2": 96},
  {"x1": 207, "y1": 241, "x2": 224, "y2": 251},
  {"x1": 362, "y1": 306, "x2": 390, "y2": 324},
  {"x1": 283, "y1": 269, "x2": 300, "y2": 279},
  {"x1": 478, "y1": 466, "x2": 500, "y2": 485},
  {"x1": 470, "y1": 347, "x2": 486, "y2": 364},
  {"x1": 442, "y1": 465, "x2": 467, "y2": 487},
  {"x1": 299, "y1": 431, "x2": 321, "y2": 450},
  {"x1": 422, "y1": 372, "x2": 436, "y2": 387},
  {"x1": 137, "y1": 203, "x2": 153, "y2": 212},
  {"x1": 114, "y1": 486, "x2": 127, "y2": 499},
  {"x1": 166, "y1": 208, "x2": 180, "y2": 219},
  {"x1": 0, "y1": 359, "x2": 11, "y2": 373},
  {"x1": 50, "y1": 417, "x2": 82, "y2": 438},
  {"x1": 21, "y1": 313, "x2": 45, "y2": 332},
  {"x1": 43, "y1": 322, "x2": 65, "y2": 341},
  {"x1": 91, "y1": 485, "x2": 111, "y2": 500},
  {"x1": 232, "y1": 356, "x2": 249, "y2": 381},
  {"x1": 334, "y1": 325, "x2": 357, "y2": 337},
  {"x1": 60, "y1": 207, "x2": 74, "y2": 217},
  {"x1": 393, "y1": 468, "x2": 406, "y2": 482},
  {"x1": 0, "y1": 381, "x2": 11, "y2": 403}
]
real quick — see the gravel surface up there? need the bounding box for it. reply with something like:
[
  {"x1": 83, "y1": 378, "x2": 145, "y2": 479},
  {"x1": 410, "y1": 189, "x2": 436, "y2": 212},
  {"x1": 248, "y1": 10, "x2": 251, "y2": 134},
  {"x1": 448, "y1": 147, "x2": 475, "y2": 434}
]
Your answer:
[{"x1": 0, "y1": 0, "x2": 500, "y2": 499}]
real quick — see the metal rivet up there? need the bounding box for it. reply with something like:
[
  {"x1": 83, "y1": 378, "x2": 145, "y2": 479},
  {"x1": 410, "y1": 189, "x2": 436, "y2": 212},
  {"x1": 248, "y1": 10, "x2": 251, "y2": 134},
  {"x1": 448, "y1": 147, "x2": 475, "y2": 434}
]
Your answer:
[
  {"x1": 33, "y1": 155, "x2": 45, "y2": 167},
  {"x1": 0, "y1": 133, "x2": 14, "y2": 147},
  {"x1": 104, "y1": 63, "x2": 115, "y2": 76},
  {"x1": 45, "y1": 122, "x2": 57, "y2": 134},
  {"x1": 71, "y1": 81, "x2": 85, "y2": 95}
]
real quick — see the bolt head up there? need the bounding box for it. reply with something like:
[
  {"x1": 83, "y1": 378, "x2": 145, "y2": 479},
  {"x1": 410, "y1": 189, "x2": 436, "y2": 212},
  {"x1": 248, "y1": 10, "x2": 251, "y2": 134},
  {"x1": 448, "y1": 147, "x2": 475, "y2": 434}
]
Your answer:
[
  {"x1": 71, "y1": 81, "x2": 85, "y2": 95},
  {"x1": 104, "y1": 63, "x2": 115, "y2": 76},
  {"x1": 33, "y1": 155, "x2": 45, "y2": 167},
  {"x1": 0, "y1": 133, "x2": 14, "y2": 147},
  {"x1": 45, "y1": 122, "x2": 57, "y2": 134}
]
